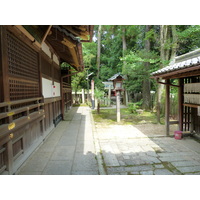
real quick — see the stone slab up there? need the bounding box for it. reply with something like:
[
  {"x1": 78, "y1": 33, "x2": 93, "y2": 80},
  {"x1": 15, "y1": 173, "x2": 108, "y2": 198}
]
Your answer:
[
  {"x1": 171, "y1": 160, "x2": 200, "y2": 167},
  {"x1": 140, "y1": 171, "x2": 154, "y2": 175},
  {"x1": 71, "y1": 170, "x2": 99, "y2": 175},
  {"x1": 176, "y1": 166, "x2": 200, "y2": 173},
  {"x1": 154, "y1": 169, "x2": 174, "y2": 175},
  {"x1": 50, "y1": 146, "x2": 75, "y2": 161},
  {"x1": 72, "y1": 152, "x2": 98, "y2": 171},
  {"x1": 19, "y1": 152, "x2": 51, "y2": 172},
  {"x1": 42, "y1": 160, "x2": 72, "y2": 175}
]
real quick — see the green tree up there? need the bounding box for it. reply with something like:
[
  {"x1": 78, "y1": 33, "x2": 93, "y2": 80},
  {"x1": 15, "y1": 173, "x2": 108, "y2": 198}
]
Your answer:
[{"x1": 94, "y1": 88, "x2": 104, "y2": 114}]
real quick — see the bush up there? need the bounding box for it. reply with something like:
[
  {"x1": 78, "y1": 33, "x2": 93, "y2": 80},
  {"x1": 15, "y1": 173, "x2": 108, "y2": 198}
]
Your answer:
[{"x1": 128, "y1": 103, "x2": 139, "y2": 114}]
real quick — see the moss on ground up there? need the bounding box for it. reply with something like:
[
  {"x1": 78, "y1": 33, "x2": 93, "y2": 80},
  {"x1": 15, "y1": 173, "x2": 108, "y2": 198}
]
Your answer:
[{"x1": 92, "y1": 108, "x2": 165, "y2": 125}]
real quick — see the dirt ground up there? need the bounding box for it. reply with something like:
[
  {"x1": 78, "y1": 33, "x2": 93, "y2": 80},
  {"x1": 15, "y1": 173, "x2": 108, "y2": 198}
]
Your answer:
[{"x1": 133, "y1": 123, "x2": 179, "y2": 137}]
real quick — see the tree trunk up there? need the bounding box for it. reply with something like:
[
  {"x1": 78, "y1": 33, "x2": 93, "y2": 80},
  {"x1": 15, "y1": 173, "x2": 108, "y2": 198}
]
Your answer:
[
  {"x1": 170, "y1": 25, "x2": 178, "y2": 61},
  {"x1": 156, "y1": 83, "x2": 164, "y2": 123},
  {"x1": 142, "y1": 25, "x2": 151, "y2": 110},
  {"x1": 97, "y1": 25, "x2": 102, "y2": 79},
  {"x1": 122, "y1": 27, "x2": 127, "y2": 68},
  {"x1": 157, "y1": 25, "x2": 177, "y2": 123},
  {"x1": 97, "y1": 101, "x2": 100, "y2": 114},
  {"x1": 157, "y1": 25, "x2": 168, "y2": 123}
]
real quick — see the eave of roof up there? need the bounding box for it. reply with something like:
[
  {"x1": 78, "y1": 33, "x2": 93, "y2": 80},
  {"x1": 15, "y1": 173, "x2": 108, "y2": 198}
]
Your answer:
[
  {"x1": 108, "y1": 72, "x2": 125, "y2": 81},
  {"x1": 152, "y1": 48, "x2": 200, "y2": 79},
  {"x1": 46, "y1": 25, "x2": 92, "y2": 71}
]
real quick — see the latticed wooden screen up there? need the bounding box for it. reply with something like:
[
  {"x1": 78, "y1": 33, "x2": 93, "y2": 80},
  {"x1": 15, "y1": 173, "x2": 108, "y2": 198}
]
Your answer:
[
  {"x1": 6, "y1": 30, "x2": 39, "y2": 100},
  {"x1": 41, "y1": 55, "x2": 52, "y2": 77}
]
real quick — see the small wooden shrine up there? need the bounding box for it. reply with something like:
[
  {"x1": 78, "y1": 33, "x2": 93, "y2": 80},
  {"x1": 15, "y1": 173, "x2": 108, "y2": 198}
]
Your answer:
[{"x1": 152, "y1": 48, "x2": 200, "y2": 136}]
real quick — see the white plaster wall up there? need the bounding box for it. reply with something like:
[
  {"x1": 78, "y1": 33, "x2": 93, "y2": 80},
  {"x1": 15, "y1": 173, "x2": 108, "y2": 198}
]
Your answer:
[
  {"x1": 53, "y1": 54, "x2": 59, "y2": 65},
  {"x1": 42, "y1": 78, "x2": 52, "y2": 98},
  {"x1": 42, "y1": 78, "x2": 61, "y2": 98},
  {"x1": 41, "y1": 42, "x2": 51, "y2": 58},
  {"x1": 54, "y1": 81, "x2": 61, "y2": 97}
]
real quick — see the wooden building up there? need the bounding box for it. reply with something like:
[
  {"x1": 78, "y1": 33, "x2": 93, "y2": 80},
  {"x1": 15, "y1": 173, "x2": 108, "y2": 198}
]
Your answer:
[
  {"x1": 152, "y1": 48, "x2": 200, "y2": 136},
  {"x1": 0, "y1": 25, "x2": 93, "y2": 174}
]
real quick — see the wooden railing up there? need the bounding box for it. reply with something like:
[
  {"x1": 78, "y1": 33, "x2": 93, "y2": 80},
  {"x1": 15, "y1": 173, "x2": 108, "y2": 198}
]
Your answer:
[{"x1": 0, "y1": 97, "x2": 44, "y2": 139}]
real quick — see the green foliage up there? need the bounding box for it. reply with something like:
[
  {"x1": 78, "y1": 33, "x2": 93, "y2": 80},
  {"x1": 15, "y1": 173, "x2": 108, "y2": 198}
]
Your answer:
[
  {"x1": 82, "y1": 42, "x2": 97, "y2": 67},
  {"x1": 94, "y1": 87, "x2": 104, "y2": 102},
  {"x1": 122, "y1": 49, "x2": 160, "y2": 93},
  {"x1": 80, "y1": 25, "x2": 200, "y2": 113},
  {"x1": 71, "y1": 70, "x2": 87, "y2": 92},
  {"x1": 128, "y1": 103, "x2": 139, "y2": 114},
  {"x1": 176, "y1": 25, "x2": 200, "y2": 55}
]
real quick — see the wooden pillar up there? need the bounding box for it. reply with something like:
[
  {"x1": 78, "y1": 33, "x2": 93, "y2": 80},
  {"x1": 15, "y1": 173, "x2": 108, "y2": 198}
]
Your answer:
[
  {"x1": 61, "y1": 78, "x2": 64, "y2": 119},
  {"x1": 116, "y1": 90, "x2": 121, "y2": 122},
  {"x1": 165, "y1": 79, "x2": 170, "y2": 136},
  {"x1": 0, "y1": 26, "x2": 13, "y2": 174},
  {"x1": 178, "y1": 78, "x2": 183, "y2": 131},
  {"x1": 108, "y1": 85, "x2": 111, "y2": 106},
  {"x1": 91, "y1": 80, "x2": 95, "y2": 109},
  {"x1": 125, "y1": 90, "x2": 128, "y2": 106},
  {"x1": 0, "y1": 26, "x2": 10, "y2": 102},
  {"x1": 82, "y1": 89, "x2": 85, "y2": 104}
]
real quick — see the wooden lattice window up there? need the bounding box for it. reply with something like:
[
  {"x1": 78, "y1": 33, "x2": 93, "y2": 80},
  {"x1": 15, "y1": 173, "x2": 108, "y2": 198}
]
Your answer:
[
  {"x1": 7, "y1": 31, "x2": 39, "y2": 80},
  {"x1": 9, "y1": 78, "x2": 39, "y2": 101},
  {"x1": 6, "y1": 30, "x2": 40, "y2": 100},
  {"x1": 41, "y1": 55, "x2": 52, "y2": 77}
]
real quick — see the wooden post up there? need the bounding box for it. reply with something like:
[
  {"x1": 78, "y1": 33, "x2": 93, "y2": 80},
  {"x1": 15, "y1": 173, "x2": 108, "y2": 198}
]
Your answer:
[
  {"x1": 0, "y1": 26, "x2": 13, "y2": 174},
  {"x1": 125, "y1": 90, "x2": 128, "y2": 106},
  {"x1": 178, "y1": 78, "x2": 183, "y2": 131},
  {"x1": 61, "y1": 77, "x2": 65, "y2": 119},
  {"x1": 91, "y1": 80, "x2": 95, "y2": 109},
  {"x1": 0, "y1": 26, "x2": 10, "y2": 102},
  {"x1": 82, "y1": 89, "x2": 85, "y2": 104},
  {"x1": 165, "y1": 79, "x2": 170, "y2": 136},
  {"x1": 108, "y1": 85, "x2": 111, "y2": 106},
  {"x1": 116, "y1": 90, "x2": 121, "y2": 122}
]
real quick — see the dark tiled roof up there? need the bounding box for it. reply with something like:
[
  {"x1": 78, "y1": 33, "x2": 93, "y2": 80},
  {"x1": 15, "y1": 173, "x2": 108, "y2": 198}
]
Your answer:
[
  {"x1": 152, "y1": 49, "x2": 200, "y2": 76},
  {"x1": 108, "y1": 72, "x2": 125, "y2": 81}
]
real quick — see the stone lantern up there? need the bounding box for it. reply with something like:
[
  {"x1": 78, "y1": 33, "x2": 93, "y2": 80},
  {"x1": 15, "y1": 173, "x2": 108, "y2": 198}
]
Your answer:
[{"x1": 108, "y1": 73, "x2": 125, "y2": 122}]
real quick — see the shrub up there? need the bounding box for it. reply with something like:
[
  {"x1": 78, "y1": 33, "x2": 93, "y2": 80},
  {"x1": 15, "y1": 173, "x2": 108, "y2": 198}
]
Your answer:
[{"x1": 128, "y1": 103, "x2": 139, "y2": 114}]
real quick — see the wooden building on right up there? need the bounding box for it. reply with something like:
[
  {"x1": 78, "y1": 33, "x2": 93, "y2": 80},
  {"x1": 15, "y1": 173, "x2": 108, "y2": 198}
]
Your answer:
[{"x1": 152, "y1": 49, "x2": 200, "y2": 136}]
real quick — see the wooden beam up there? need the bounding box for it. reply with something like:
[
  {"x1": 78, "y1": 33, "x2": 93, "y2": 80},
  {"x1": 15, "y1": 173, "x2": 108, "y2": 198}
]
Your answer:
[
  {"x1": 41, "y1": 25, "x2": 52, "y2": 44},
  {"x1": 156, "y1": 80, "x2": 180, "y2": 87},
  {"x1": 15, "y1": 25, "x2": 41, "y2": 48},
  {"x1": 61, "y1": 37, "x2": 76, "y2": 48},
  {"x1": 165, "y1": 79, "x2": 170, "y2": 136},
  {"x1": 183, "y1": 103, "x2": 199, "y2": 108}
]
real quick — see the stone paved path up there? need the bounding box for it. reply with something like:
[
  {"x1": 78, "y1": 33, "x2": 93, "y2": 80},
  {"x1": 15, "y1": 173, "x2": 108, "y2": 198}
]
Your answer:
[
  {"x1": 17, "y1": 107, "x2": 99, "y2": 175},
  {"x1": 17, "y1": 106, "x2": 200, "y2": 175},
  {"x1": 94, "y1": 123, "x2": 200, "y2": 175}
]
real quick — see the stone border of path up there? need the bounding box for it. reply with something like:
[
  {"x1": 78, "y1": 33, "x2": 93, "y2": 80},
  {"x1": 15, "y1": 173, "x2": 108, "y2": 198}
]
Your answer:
[{"x1": 89, "y1": 109, "x2": 107, "y2": 175}]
